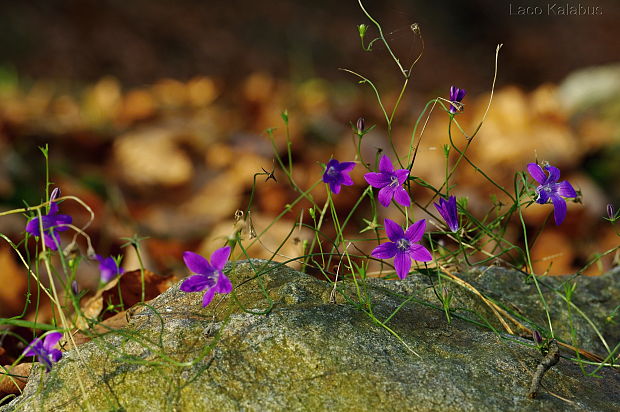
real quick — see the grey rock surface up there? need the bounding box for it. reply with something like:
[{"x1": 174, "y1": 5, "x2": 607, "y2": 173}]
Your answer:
[{"x1": 3, "y1": 261, "x2": 619, "y2": 411}]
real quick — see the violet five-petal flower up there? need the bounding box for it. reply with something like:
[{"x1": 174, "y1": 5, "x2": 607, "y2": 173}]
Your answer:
[
  {"x1": 96, "y1": 254, "x2": 124, "y2": 283},
  {"x1": 364, "y1": 155, "x2": 411, "y2": 207},
  {"x1": 434, "y1": 195, "x2": 459, "y2": 232},
  {"x1": 25, "y1": 201, "x2": 72, "y2": 251},
  {"x1": 371, "y1": 218, "x2": 432, "y2": 280},
  {"x1": 322, "y1": 159, "x2": 356, "y2": 194},
  {"x1": 180, "y1": 246, "x2": 233, "y2": 307},
  {"x1": 527, "y1": 163, "x2": 577, "y2": 225},
  {"x1": 23, "y1": 331, "x2": 63, "y2": 372},
  {"x1": 448, "y1": 86, "x2": 467, "y2": 114}
]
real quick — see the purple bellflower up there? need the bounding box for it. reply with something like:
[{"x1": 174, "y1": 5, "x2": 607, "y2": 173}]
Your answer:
[
  {"x1": 96, "y1": 255, "x2": 124, "y2": 283},
  {"x1": 371, "y1": 218, "x2": 432, "y2": 279},
  {"x1": 180, "y1": 246, "x2": 232, "y2": 307},
  {"x1": 25, "y1": 201, "x2": 72, "y2": 251},
  {"x1": 322, "y1": 159, "x2": 356, "y2": 194},
  {"x1": 434, "y1": 195, "x2": 459, "y2": 232},
  {"x1": 23, "y1": 331, "x2": 63, "y2": 372},
  {"x1": 527, "y1": 163, "x2": 577, "y2": 225},
  {"x1": 364, "y1": 155, "x2": 411, "y2": 207},
  {"x1": 448, "y1": 86, "x2": 467, "y2": 114}
]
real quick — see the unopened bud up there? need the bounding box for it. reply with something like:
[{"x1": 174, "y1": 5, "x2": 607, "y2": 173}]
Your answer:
[
  {"x1": 50, "y1": 187, "x2": 61, "y2": 202},
  {"x1": 442, "y1": 144, "x2": 450, "y2": 157},
  {"x1": 442, "y1": 287, "x2": 450, "y2": 300},
  {"x1": 356, "y1": 117, "x2": 365, "y2": 134},
  {"x1": 532, "y1": 330, "x2": 543, "y2": 345},
  {"x1": 71, "y1": 280, "x2": 79, "y2": 295},
  {"x1": 607, "y1": 204, "x2": 615, "y2": 220},
  {"x1": 358, "y1": 24, "x2": 368, "y2": 39}
]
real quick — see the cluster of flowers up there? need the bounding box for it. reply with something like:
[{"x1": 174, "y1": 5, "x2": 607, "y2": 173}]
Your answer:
[
  {"x1": 19, "y1": 86, "x2": 578, "y2": 373},
  {"x1": 22, "y1": 189, "x2": 125, "y2": 371},
  {"x1": 324, "y1": 154, "x2": 434, "y2": 279},
  {"x1": 25, "y1": 189, "x2": 125, "y2": 283},
  {"x1": 319, "y1": 87, "x2": 472, "y2": 279},
  {"x1": 321, "y1": 87, "x2": 578, "y2": 279},
  {"x1": 22, "y1": 188, "x2": 232, "y2": 371}
]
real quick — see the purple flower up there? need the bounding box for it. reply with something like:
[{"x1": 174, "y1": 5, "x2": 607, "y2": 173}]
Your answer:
[
  {"x1": 25, "y1": 202, "x2": 72, "y2": 250},
  {"x1": 434, "y1": 195, "x2": 459, "y2": 232},
  {"x1": 22, "y1": 331, "x2": 63, "y2": 372},
  {"x1": 527, "y1": 163, "x2": 577, "y2": 225},
  {"x1": 180, "y1": 246, "x2": 232, "y2": 307},
  {"x1": 96, "y1": 255, "x2": 124, "y2": 283},
  {"x1": 448, "y1": 86, "x2": 467, "y2": 114},
  {"x1": 322, "y1": 159, "x2": 356, "y2": 194},
  {"x1": 363, "y1": 155, "x2": 411, "y2": 207},
  {"x1": 371, "y1": 218, "x2": 432, "y2": 279}
]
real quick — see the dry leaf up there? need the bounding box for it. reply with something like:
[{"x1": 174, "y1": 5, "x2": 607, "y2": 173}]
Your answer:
[
  {"x1": 187, "y1": 77, "x2": 218, "y2": 107},
  {"x1": 0, "y1": 245, "x2": 27, "y2": 318},
  {"x1": 531, "y1": 229, "x2": 574, "y2": 275},
  {"x1": 117, "y1": 89, "x2": 156, "y2": 124},
  {"x1": 66, "y1": 309, "x2": 130, "y2": 350},
  {"x1": 113, "y1": 129, "x2": 194, "y2": 187},
  {"x1": 0, "y1": 363, "x2": 31, "y2": 397},
  {"x1": 77, "y1": 269, "x2": 174, "y2": 329}
]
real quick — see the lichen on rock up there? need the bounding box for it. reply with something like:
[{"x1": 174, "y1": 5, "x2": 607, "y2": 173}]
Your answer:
[{"x1": 3, "y1": 261, "x2": 619, "y2": 411}]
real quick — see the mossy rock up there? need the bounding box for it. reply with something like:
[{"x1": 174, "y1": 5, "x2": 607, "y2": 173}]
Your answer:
[{"x1": 3, "y1": 261, "x2": 619, "y2": 411}]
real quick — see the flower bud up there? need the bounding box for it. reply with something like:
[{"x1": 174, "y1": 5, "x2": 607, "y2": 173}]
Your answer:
[
  {"x1": 50, "y1": 187, "x2": 61, "y2": 202},
  {"x1": 356, "y1": 117, "x2": 365, "y2": 134},
  {"x1": 358, "y1": 24, "x2": 368, "y2": 39},
  {"x1": 607, "y1": 204, "x2": 615, "y2": 220},
  {"x1": 532, "y1": 330, "x2": 543, "y2": 345},
  {"x1": 71, "y1": 280, "x2": 79, "y2": 295}
]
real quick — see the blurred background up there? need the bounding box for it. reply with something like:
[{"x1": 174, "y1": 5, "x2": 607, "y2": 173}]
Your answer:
[{"x1": 0, "y1": 0, "x2": 618, "y2": 320}]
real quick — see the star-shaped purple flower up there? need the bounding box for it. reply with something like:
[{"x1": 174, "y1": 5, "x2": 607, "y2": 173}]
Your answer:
[
  {"x1": 434, "y1": 195, "x2": 459, "y2": 232},
  {"x1": 96, "y1": 254, "x2": 124, "y2": 283},
  {"x1": 527, "y1": 163, "x2": 577, "y2": 225},
  {"x1": 180, "y1": 246, "x2": 232, "y2": 307},
  {"x1": 371, "y1": 218, "x2": 432, "y2": 279},
  {"x1": 23, "y1": 331, "x2": 63, "y2": 372},
  {"x1": 322, "y1": 159, "x2": 356, "y2": 194},
  {"x1": 363, "y1": 155, "x2": 411, "y2": 207},
  {"x1": 448, "y1": 86, "x2": 467, "y2": 114},
  {"x1": 25, "y1": 202, "x2": 72, "y2": 250}
]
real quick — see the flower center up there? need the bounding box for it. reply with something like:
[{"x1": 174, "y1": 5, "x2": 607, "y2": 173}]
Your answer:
[
  {"x1": 326, "y1": 166, "x2": 338, "y2": 177},
  {"x1": 543, "y1": 185, "x2": 553, "y2": 193},
  {"x1": 389, "y1": 175, "x2": 399, "y2": 188},
  {"x1": 396, "y1": 238, "x2": 410, "y2": 252}
]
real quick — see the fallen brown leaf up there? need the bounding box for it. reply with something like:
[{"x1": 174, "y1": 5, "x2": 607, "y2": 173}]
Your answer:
[
  {"x1": 0, "y1": 363, "x2": 31, "y2": 398},
  {"x1": 65, "y1": 309, "x2": 130, "y2": 350},
  {"x1": 0, "y1": 245, "x2": 27, "y2": 318},
  {"x1": 77, "y1": 269, "x2": 173, "y2": 329}
]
